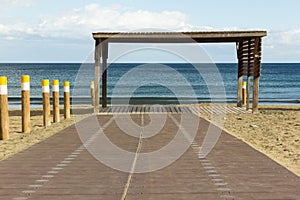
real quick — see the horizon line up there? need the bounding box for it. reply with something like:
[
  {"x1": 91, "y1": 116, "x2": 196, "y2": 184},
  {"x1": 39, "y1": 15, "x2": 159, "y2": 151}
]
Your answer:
[{"x1": 1, "y1": 61, "x2": 300, "y2": 64}]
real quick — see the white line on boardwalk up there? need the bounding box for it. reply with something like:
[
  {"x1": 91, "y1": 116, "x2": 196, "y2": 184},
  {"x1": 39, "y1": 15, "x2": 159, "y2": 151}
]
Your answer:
[
  {"x1": 120, "y1": 113, "x2": 144, "y2": 200},
  {"x1": 12, "y1": 116, "x2": 114, "y2": 200}
]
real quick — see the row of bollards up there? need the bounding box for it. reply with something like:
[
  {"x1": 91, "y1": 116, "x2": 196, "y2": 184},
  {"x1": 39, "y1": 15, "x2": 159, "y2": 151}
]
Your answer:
[{"x1": 0, "y1": 75, "x2": 73, "y2": 140}]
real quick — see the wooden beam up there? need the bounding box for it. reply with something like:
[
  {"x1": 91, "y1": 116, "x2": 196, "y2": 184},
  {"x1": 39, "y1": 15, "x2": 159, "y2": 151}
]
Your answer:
[
  {"x1": 102, "y1": 41, "x2": 108, "y2": 108},
  {"x1": 252, "y1": 37, "x2": 262, "y2": 113},
  {"x1": 93, "y1": 31, "x2": 267, "y2": 43},
  {"x1": 94, "y1": 39, "x2": 101, "y2": 113}
]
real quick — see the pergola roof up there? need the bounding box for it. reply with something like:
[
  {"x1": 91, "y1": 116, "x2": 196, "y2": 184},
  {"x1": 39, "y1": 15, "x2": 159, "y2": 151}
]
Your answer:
[{"x1": 93, "y1": 31, "x2": 267, "y2": 43}]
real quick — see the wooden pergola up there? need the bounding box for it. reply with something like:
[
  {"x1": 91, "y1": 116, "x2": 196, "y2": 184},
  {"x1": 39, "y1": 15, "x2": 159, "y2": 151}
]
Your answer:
[{"x1": 92, "y1": 31, "x2": 267, "y2": 113}]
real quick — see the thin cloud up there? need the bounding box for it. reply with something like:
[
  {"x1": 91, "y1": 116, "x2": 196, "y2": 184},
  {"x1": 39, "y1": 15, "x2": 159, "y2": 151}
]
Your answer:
[
  {"x1": 0, "y1": 3, "x2": 275, "y2": 41},
  {"x1": 0, "y1": 3, "x2": 207, "y2": 40},
  {"x1": 36, "y1": 3, "x2": 196, "y2": 38},
  {"x1": 0, "y1": 0, "x2": 34, "y2": 11}
]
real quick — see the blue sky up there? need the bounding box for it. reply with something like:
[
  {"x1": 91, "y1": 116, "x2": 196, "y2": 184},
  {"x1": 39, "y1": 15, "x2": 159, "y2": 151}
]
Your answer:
[{"x1": 0, "y1": 0, "x2": 300, "y2": 62}]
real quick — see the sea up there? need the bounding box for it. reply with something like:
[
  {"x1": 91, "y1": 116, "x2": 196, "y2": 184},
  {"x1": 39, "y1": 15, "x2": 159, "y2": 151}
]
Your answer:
[{"x1": 0, "y1": 63, "x2": 299, "y2": 108}]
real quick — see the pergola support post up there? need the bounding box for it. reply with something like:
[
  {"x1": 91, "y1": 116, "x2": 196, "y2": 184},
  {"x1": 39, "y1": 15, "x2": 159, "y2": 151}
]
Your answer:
[
  {"x1": 237, "y1": 76, "x2": 243, "y2": 107},
  {"x1": 101, "y1": 41, "x2": 108, "y2": 108},
  {"x1": 246, "y1": 39, "x2": 252, "y2": 110},
  {"x1": 94, "y1": 39, "x2": 101, "y2": 113},
  {"x1": 252, "y1": 37, "x2": 262, "y2": 113},
  {"x1": 246, "y1": 76, "x2": 251, "y2": 110},
  {"x1": 236, "y1": 41, "x2": 243, "y2": 107},
  {"x1": 253, "y1": 76, "x2": 259, "y2": 113}
]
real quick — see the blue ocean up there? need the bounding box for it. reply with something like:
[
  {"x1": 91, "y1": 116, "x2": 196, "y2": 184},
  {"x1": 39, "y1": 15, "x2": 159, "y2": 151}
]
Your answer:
[{"x1": 0, "y1": 63, "x2": 299, "y2": 107}]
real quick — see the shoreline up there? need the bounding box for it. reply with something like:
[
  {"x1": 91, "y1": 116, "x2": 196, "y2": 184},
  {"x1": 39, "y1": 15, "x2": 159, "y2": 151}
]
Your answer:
[{"x1": 0, "y1": 104, "x2": 299, "y2": 176}]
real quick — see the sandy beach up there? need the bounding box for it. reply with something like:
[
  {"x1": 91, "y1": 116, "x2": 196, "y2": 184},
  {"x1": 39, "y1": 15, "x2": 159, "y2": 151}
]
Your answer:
[
  {"x1": 229, "y1": 105, "x2": 299, "y2": 176},
  {"x1": 0, "y1": 104, "x2": 299, "y2": 176}
]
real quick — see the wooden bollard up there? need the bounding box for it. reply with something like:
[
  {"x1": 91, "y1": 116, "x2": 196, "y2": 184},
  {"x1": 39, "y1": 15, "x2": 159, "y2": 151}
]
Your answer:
[
  {"x1": 42, "y1": 79, "x2": 51, "y2": 126},
  {"x1": 0, "y1": 76, "x2": 9, "y2": 140},
  {"x1": 21, "y1": 75, "x2": 30, "y2": 133},
  {"x1": 90, "y1": 81, "x2": 94, "y2": 106},
  {"x1": 242, "y1": 81, "x2": 247, "y2": 106},
  {"x1": 64, "y1": 81, "x2": 70, "y2": 119},
  {"x1": 52, "y1": 80, "x2": 60, "y2": 123}
]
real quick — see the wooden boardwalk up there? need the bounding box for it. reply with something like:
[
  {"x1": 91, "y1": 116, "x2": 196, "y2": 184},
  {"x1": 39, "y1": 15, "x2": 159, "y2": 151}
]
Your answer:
[
  {"x1": 0, "y1": 113, "x2": 299, "y2": 200},
  {"x1": 99, "y1": 105, "x2": 251, "y2": 115}
]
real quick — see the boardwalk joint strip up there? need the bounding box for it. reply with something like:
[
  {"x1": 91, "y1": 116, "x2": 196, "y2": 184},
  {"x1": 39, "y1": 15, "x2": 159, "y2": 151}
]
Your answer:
[
  {"x1": 28, "y1": 185, "x2": 42, "y2": 188},
  {"x1": 52, "y1": 167, "x2": 63, "y2": 170}
]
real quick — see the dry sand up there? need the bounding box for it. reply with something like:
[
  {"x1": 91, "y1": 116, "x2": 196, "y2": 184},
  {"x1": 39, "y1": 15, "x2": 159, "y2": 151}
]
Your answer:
[
  {"x1": 201, "y1": 104, "x2": 300, "y2": 176},
  {"x1": 0, "y1": 104, "x2": 299, "y2": 177}
]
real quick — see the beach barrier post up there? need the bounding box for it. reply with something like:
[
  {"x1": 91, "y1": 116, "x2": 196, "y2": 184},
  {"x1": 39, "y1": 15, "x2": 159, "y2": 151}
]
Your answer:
[
  {"x1": 90, "y1": 81, "x2": 94, "y2": 106},
  {"x1": 242, "y1": 81, "x2": 247, "y2": 106},
  {"x1": 0, "y1": 76, "x2": 9, "y2": 140},
  {"x1": 64, "y1": 81, "x2": 70, "y2": 119},
  {"x1": 52, "y1": 80, "x2": 60, "y2": 123},
  {"x1": 21, "y1": 75, "x2": 30, "y2": 133},
  {"x1": 42, "y1": 79, "x2": 51, "y2": 126},
  {"x1": 237, "y1": 76, "x2": 243, "y2": 107},
  {"x1": 246, "y1": 76, "x2": 251, "y2": 110}
]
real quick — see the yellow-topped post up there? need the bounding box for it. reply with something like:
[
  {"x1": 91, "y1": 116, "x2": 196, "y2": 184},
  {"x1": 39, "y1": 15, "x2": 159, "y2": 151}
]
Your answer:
[
  {"x1": 21, "y1": 75, "x2": 30, "y2": 133},
  {"x1": 42, "y1": 79, "x2": 51, "y2": 126},
  {"x1": 52, "y1": 80, "x2": 60, "y2": 123},
  {"x1": 242, "y1": 81, "x2": 247, "y2": 106},
  {"x1": 0, "y1": 76, "x2": 9, "y2": 140},
  {"x1": 64, "y1": 81, "x2": 70, "y2": 119},
  {"x1": 90, "y1": 81, "x2": 94, "y2": 106}
]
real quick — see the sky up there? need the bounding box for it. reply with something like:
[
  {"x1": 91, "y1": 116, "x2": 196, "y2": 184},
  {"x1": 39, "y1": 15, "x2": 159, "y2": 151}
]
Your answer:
[{"x1": 0, "y1": 0, "x2": 300, "y2": 63}]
